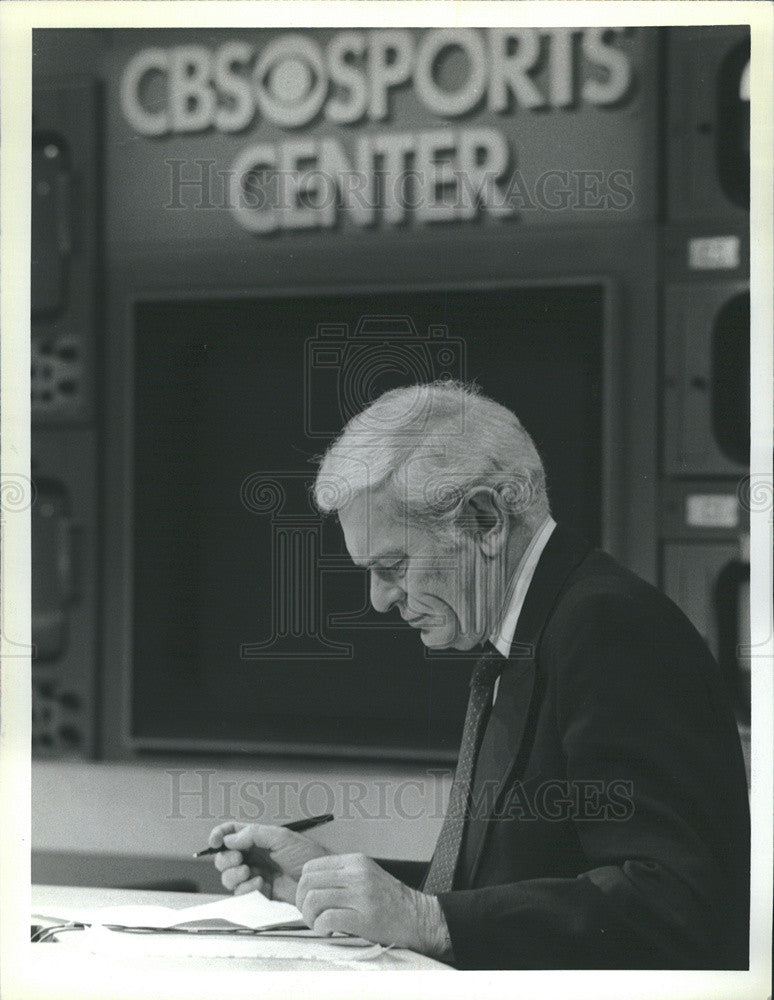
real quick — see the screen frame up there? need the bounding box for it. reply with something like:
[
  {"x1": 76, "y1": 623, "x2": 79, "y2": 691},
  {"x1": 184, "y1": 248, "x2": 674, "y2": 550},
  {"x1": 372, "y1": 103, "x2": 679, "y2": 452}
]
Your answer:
[{"x1": 101, "y1": 272, "x2": 624, "y2": 761}]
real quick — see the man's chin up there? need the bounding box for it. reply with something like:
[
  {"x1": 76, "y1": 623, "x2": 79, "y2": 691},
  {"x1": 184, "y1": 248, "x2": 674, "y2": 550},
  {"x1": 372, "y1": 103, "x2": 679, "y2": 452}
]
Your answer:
[
  {"x1": 418, "y1": 626, "x2": 451, "y2": 648},
  {"x1": 419, "y1": 627, "x2": 481, "y2": 651}
]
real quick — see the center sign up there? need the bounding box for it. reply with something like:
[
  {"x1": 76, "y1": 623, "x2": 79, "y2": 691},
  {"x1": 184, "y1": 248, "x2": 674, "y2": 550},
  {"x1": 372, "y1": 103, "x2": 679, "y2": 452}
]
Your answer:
[{"x1": 119, "y1": 28, "x2": 637, "y2": 233}]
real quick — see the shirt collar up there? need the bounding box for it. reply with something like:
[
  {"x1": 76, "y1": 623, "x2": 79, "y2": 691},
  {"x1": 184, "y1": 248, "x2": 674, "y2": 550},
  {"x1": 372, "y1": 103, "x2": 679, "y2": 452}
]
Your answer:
[{"x1": 489, "y1": 516, "x2": 557, "y2": 659}]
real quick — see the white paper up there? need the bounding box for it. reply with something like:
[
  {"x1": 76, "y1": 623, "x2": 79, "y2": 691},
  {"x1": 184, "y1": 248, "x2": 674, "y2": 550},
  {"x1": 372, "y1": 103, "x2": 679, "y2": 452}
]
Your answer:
[
  {"x1": 39, "y1": 891, "x2": 304, "y2": 931},
  {"x1": 163, "y1": 891, "x2": 304, "y2": 929},
  {"x1": 62, "y1": 925, "x2": 389, "y2": 965}
]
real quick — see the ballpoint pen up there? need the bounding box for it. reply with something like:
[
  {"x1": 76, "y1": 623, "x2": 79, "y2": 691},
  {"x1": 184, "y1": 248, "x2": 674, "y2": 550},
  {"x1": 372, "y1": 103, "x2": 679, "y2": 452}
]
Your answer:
[{"x1": 193, "y1": 812, "x2": 334, "y2": 857}]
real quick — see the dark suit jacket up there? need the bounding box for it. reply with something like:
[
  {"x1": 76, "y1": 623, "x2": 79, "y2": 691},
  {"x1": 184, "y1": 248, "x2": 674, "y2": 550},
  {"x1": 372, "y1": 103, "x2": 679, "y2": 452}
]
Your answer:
[{"x1": 436, "y1": 525, "x2": 750, "y2": 970}]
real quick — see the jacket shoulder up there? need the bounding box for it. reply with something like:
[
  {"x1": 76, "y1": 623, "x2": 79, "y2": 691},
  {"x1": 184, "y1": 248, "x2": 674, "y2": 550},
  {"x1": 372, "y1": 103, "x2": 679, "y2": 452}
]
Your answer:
[{"x1": 541, "y1": 546, "x2": 713, "y2": 667}]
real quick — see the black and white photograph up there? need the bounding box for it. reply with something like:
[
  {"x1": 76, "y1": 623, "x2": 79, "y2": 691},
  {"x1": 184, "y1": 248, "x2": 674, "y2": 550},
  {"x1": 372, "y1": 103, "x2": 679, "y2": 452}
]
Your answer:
[{"x1": 1, "y1": 2, "x2": 771, "y2": 997}]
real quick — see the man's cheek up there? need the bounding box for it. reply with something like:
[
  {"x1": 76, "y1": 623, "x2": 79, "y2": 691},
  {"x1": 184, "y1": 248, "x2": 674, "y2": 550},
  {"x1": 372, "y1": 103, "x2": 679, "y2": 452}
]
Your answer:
[
  {"x1": 422, "y1": 581, "x2": 458, "y2": 629},
  {"x1": 405, "y1": 570, "x2": 439, "y2": 606}
]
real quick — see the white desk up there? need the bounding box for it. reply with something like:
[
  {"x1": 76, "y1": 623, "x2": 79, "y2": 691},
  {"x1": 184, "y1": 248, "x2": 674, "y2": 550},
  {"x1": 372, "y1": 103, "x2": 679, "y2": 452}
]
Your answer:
[{"x1": 31, "y1": 884, "x2": 451, "y2": 975}]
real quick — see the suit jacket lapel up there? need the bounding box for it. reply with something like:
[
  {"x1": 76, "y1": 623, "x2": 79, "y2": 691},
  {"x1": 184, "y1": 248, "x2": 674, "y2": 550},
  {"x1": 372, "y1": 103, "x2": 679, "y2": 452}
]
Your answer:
[{"x1": 463, "y1": 524, "x2": 592, "y2": 885}]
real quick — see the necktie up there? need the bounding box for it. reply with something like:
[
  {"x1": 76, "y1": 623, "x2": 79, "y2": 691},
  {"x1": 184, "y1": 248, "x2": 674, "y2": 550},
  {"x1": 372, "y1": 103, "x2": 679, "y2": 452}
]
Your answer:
[{"x1": 423, "y1": 651, "x2": 503, "y2": 894}]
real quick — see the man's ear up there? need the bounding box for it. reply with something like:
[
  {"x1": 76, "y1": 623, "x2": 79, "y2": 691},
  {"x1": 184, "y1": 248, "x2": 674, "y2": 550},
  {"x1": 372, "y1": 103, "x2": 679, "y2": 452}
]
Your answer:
[{"x1": 463, "y1": 487, "x2": 509, "y2": 557}]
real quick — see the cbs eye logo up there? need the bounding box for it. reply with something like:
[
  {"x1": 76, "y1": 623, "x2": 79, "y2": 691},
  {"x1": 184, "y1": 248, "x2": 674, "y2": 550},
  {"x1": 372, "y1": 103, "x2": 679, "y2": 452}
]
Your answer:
[
  {"x1": 119, "y1": 34, "x2": 335, "y2": 137},
  {"x1": 254, "y1": 36, "x2": 327, "y2": 128}
]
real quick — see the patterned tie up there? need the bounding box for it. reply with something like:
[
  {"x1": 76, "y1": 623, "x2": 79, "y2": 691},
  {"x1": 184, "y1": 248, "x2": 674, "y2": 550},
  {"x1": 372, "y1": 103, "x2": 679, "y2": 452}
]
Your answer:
[{"x1": 423, "y1": 651, "x2": 503, "y2": 894}]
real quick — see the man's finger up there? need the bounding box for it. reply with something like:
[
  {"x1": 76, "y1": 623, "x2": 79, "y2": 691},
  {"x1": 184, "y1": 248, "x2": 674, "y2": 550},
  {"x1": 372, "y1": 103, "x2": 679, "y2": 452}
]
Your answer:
[
  {"x1": 233, "y1": 875, "x2": 268, "y2": 898},
  {"x1": 313, "y1": 908, "x2": 361, "y2": 938},
  {"x1": 296, "y1": 866, "x2": 347, "y2": 900},
  {"x1": 223, "y1": 824, "x2": 288, "y2": 853},
  {"x1": 298, "y1": 887, "x2": 350, "y2": 929},
  {"x1": 221, "y1": 863, "x2": 250, "y2": 891},
  {"x1": 214, "y1": 849, "x2": 243, "y2": 872},
  {"x1": 208, "y1": 821, "x2": 242, "y2": 848},
  {"x1": 300, "y1": 853, "x2": 350, "y2": 874}
]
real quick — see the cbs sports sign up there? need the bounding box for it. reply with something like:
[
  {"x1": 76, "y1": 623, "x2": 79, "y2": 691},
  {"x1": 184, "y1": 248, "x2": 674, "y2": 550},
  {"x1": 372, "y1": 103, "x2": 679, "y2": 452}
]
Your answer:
[{"x1": 119, "y1": 28, "x2": 636, "y2": 234}]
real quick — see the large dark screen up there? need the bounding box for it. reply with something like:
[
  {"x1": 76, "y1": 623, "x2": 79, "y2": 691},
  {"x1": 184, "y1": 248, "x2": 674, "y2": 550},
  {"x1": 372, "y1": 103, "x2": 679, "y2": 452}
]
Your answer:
[{"x1": 132, "y1": 286, "x2": 604, "y2": 758}]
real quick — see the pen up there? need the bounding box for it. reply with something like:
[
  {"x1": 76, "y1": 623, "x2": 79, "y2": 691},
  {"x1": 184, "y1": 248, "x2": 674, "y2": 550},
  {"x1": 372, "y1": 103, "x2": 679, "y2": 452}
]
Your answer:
[{"x1": 193, "y1": 813, "x2": 335, "y2": 857}]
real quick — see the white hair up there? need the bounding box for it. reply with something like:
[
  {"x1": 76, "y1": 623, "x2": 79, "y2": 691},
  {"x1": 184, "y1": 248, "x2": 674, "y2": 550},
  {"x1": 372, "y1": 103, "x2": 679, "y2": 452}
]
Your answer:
[{"x1": 313, "y1": 381, "x2": 550, "y2": 531}]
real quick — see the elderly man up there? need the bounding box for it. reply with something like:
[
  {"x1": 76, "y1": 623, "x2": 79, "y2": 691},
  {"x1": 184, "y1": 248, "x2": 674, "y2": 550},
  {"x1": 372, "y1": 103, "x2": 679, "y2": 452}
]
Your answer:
[{"x1": 209, "y1": 381, "x2": 749, "y2": 969}]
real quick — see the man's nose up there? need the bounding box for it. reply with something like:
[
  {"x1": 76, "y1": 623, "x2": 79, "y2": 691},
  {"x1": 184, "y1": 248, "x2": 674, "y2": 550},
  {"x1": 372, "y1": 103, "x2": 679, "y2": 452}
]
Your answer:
[{"x1": 370, "y1": 571, "x2": 403, "y2": 614}]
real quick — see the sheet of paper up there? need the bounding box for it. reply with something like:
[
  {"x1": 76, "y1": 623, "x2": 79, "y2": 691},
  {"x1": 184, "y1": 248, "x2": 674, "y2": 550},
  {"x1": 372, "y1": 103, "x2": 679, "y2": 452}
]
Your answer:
[
  {"x1": 162, "y1": 891, "x2": 304, "y2": 930},
  {"x1": 37, "y1": 892, "x2": 304, "y2": 931},
  {"x1": 60, "y1": 925, "x2": 389, "y2": 965}
]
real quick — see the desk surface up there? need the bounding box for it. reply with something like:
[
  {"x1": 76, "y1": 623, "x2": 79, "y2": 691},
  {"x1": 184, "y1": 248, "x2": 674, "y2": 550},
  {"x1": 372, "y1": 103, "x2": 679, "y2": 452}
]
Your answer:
[{"x1": 31, "y1": 884, "x2": 451, "y2": 973}]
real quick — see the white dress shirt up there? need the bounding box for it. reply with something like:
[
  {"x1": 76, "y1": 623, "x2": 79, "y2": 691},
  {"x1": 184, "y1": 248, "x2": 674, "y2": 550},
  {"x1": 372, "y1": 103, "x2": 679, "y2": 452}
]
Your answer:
[{"x1": 488, "y1": 516, "x2": 557, "y2": 704}]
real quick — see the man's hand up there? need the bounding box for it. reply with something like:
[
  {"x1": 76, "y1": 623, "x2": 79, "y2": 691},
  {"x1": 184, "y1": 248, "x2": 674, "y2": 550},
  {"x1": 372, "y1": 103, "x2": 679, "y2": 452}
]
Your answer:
[
  {"x1": 207, "y1": 822, "x2": 331, "y2": 905},
  {"x1": 295, "y1": 853, "x2": 453, "y2": 958}
]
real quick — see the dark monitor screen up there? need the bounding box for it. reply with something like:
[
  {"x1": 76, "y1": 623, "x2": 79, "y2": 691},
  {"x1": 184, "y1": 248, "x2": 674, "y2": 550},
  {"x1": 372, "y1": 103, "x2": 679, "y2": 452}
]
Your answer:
[{"x1": 131, "y1": 285, "x2": 604, "y2": 759}]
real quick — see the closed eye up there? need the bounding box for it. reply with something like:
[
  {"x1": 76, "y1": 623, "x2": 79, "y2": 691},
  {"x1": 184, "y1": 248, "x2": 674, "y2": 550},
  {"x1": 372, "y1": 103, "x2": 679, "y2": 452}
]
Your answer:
[{"x1": 374, "y1": 558, "x2": 407, "y2": 578}]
